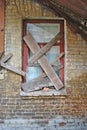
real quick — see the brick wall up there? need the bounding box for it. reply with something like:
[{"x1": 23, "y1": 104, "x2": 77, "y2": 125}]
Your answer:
[{"x1": 0, "y1": 0, "x2": 87, "y2": 129}]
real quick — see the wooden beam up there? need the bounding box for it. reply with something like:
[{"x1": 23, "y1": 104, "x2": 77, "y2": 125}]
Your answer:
[
  {"x1": 28, "y1": 32, "x2": 64, "y2": 64},
  {"x1": 21, "y1": 77, "x2": 53, "y2": 92},
  {"x1": 21, "y1": 52, "x2": 64, "y2": 92},
  {"x1": 28, "y1": 52, "x2": 64, "y2": 81},
  {"x1": 0, "y1": 62, "x2": 25, "y2": 76},
  {"x1": 23, "y1": 33, "x2": 64, "y2": 90},
  {"x1": 27, "y1": 63, "x2": 63, "y2": 71},
  {"x1": 51, "y1": 52, "x2": 64, "y2": 65},
  {"x1": 0, "y1": 53, "x2": 13, "y2": 63}
]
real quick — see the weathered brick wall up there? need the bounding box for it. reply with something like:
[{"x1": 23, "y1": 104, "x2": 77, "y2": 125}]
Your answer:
[{"x1": 0, "y1": 0, "x2": 87, "y2": 129}]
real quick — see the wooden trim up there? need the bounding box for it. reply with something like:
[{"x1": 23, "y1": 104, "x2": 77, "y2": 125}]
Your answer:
[
  {"x1": 60, "y1": 20, "x2": 64, "y2": 83},
  {"x1": 23, "y1": 19, "x2": 64, "y2": 24},
  {"x1": 0, "y1": 0, "x2": 4, "y2": 54}
]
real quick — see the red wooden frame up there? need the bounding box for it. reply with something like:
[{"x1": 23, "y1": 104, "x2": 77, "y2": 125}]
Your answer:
[{"x1": 22, "y1": 19, "x2": 64, "y2": 83}]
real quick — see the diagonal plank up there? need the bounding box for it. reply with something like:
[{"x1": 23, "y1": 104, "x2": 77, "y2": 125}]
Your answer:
[
  {"x1": 23, "y1": 52, "x2": 64, "y2": 81},
  {"x1": 0, "y1": 62, "x2": 25, "y2": 76},
  {"x1": 0, "y1": 53, "x2": 13, "y2": 63},
  {"x1": 23, "y1": 33, "x2": 64, "y2": 90},
  {"x1": 51, "y1": 52, "x2": 64, "y2": 65},
  {"x1": 28, "y1": 32, "x2": 64, "y2": 64},
  {"x1": 0, "y1": 53, "x2": 25, "y2": 76}
]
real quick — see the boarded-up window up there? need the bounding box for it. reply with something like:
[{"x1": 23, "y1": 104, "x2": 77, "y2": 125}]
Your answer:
[{"x1": 22, "y1": 19, "x2": 65, "y2": 95}]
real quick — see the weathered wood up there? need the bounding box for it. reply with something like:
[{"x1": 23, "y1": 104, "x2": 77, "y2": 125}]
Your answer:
[
  {"x1": 21, "y1": 88, "x2": 67, "y2": 96},
  {"x1": 0, "y1": 53, "x2": 13, "y2": 63},
  {"x1": 0, "y1": 62, "x2": 25, "y2": 76},
  {"x1": 27, "y1": 52, "x2": 64, "y2": 82},
  {"x1": 21, "y1": 65, "x2": 63, "y2": 92},
  {"x1": 23, "y1": 33, "x2": 64, "y2": 90},
  {"x1": 51, "y1": 52, "x2": 64, "y2": 65},
  {"x1": 28, "y1": 63, "x2": 63, "y2": 70},
  {"x1": 21, "y1": 77, "x2": 53, "y2": 92},
  {"x1": 28, "y1": 63, "x2": 39, "y2": 67},
  {"x1": 22, "y1": 52, "x2": 64, "y2": 92},
  {"x1": 28, "y1": 52, "x2": 64, "y2": 67},
  {"x1": 28, "y1": 32, "x2": 64, "y2": 64}
]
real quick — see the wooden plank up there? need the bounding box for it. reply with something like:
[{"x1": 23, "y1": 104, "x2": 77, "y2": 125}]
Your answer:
[
  {"x1": 22, "y1": 52, "x2": 64, "y2": 92},
  {"x1": 21, "y1": 77, "x2": 53, "y2": 92},
  {"x1": 51, "y1": 52, "x2": 64, "y2": 65},
  {"x1": 23, "y1": 33, "x2": 64, "y2": 90},
  {"x1": 21, "y1": 88, "x2": 67, "y2": 96},
  {"x1": 21, "y1": 66, "x2": 62, "y2": 92},
  {"x1": 28, "y1": 63, "x2": 63, "y2": 71},
  {"x1": 0, "y1": 62, "x2": 25, "y2": 76},
  {"x1": 27, "y1": 46, "x2": 64, "y2": 82},
  {"x1": 28, "y1": 32, "x2": 64, "y2": 64},
  {"x1": 21, "y1": 65, "x2": 63, "y2": 92},
  {"x1": 28, "y1": 52, "x2": 64, "y2": 79},
  {"x1": 0, "y1": 0, "x2": 4, "y2": 53},
  {"x1": 0, "y1": 53, "x2": 13, "y2": 63}
]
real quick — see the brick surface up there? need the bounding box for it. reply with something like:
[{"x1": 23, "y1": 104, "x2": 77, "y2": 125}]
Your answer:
[{"x1": 0, "y1": 0, "x2": 87, "y2": 129}]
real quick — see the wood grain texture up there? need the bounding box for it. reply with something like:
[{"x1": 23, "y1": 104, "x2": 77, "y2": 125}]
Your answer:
[
  {"x1": 23, "y1": 33, "x2": 64, "y2": 90},
  {"x1": 0, "y1": 62, "x2": 25, "y2": 76},
  {"x1": 28, "y1": 32, "x2": 64, "y2": 64}
]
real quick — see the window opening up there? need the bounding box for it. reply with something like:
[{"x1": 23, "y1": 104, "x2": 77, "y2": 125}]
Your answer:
[{"x1": 22, "y1": 19, "x2": 65, "y2": 95}]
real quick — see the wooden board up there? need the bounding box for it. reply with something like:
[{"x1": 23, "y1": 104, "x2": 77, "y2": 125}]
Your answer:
[
  {"x1": 0, "y1": 62, "x2": 25, "y2": 76},
  {"x1": 28, "y1": 52, "x2": 64, "y2": 79},
  {"x1": 21, "y1": 88, "x2": 67, "y2": 96},
  {"x1": 0, "y1": 53, "x2": 13, "y2": 63},
  {"x1": 23, "y1": 33, "x2": 64, "y2": 90},
  {"x1": 21, "y1": 65, "x2": 63, "y2": 92},
  {"x1": 51, "y1": 52, "x2": 64, "y2": 65},
  {"x1": 21, "y1": 77, "x2": 53, "y2": 92},
  {"x1": 28, "y1": 32, "x2": 64, "y2": 64}
]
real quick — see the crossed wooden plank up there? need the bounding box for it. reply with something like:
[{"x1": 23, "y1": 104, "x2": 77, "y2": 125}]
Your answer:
[
  {"x1": 28, "y1": 32, "x2": 64, "y2": 64},
  {"x1": 23, "y1": 32, "x2": 64, "y2": 91},
  {"x1": 0, "y1": 53, "x2": 25, "y2": 76},
  {"x1": 21, "y1": 52, "x2": 64, "y2": 92}
]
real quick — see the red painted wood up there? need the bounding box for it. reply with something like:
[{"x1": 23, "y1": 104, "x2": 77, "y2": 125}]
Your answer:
[
  {"x1": 0, "y1": 0, "x2": 4, "y2": 54},
  {"x1": 60, "y1": 21, "x2": 64, "y2": 83},
  {"x1": 22, "y1": 21, "x2": 28, "y2": 82},
  {"x1": 22, "y1": 43, "x2": 28, "y2": 82}
]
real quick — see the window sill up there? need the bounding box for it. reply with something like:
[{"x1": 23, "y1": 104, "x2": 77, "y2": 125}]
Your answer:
[{"x1": 20, "y1": 88, "x2": 67, "y2": 97}]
